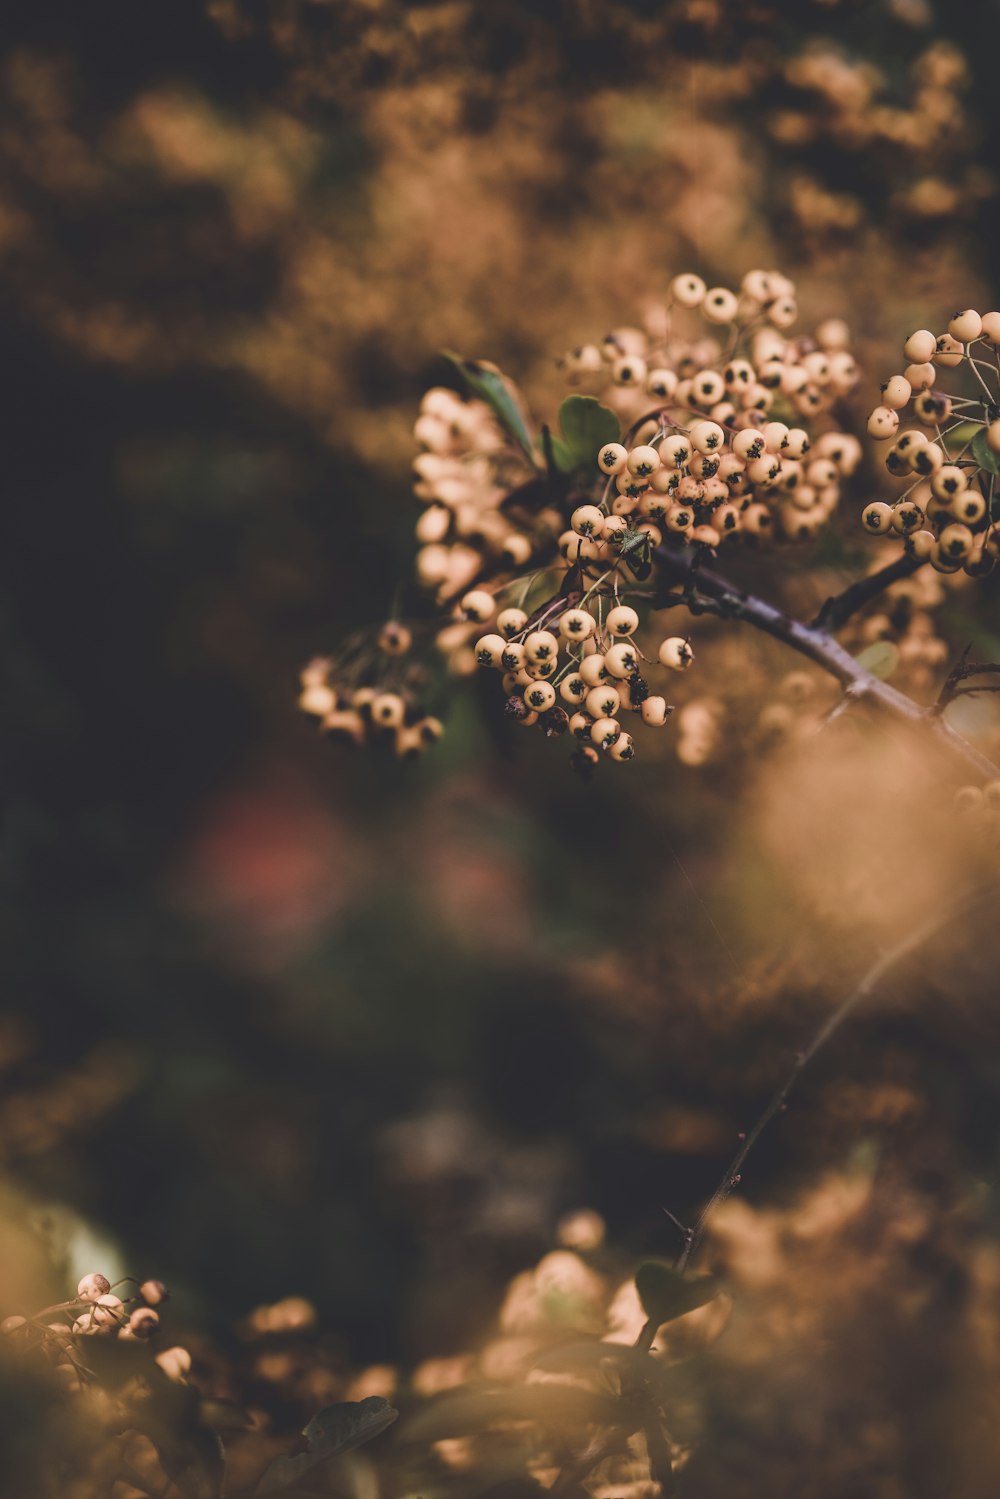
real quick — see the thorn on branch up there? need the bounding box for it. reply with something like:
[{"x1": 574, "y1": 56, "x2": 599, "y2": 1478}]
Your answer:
[{"x1": 931, "y1": 646, "x2": 1000, "y2": 716}]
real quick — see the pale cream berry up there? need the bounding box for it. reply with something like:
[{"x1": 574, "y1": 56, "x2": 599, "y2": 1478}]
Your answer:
[
  {"x1": 627, "y1": 445, "x2": 660, "y2": 477},
  {"x1": 987, "y1": 420, "x2": 1000, "y2": 454},
  {"x1": 880, "y1": 375, "x2": 912, "y2": 410},
  {"x1": 597, "y1": 442, "x2": 628, "y2": 475},
  {"x1": 762, "y1": 421, "x2": 789, "y2": 452},
  {"x1": 938, "y1": 523, "x2": 974, "y2": 562},
  {"x1": 559, "y1": 674, "x2": 587, "y2": 704},
  {"x1": 747, "y1": 454, "x2": 782, "y2": 487},
  {"x1": 948, "y1": 309, "x2": 982, "y2": 342},
  {"x1": 658, "y1": 637, "x2": 694, "y2": 671},
  {"x1": 156, "y1": 1346, "x2": 192, "y2": 1382},
  {"x1": 703, "y1": 287, "x2": 739, "y2": 324},
  {"x1": 665, "y1": 503, "x2": 694, "y2": 532},
  {"x1": 689, "y1": 420, "x2": 725, "y2": 454},
  {"x1": 660, "y1": 434, "x2": 691, "y2": 468},
  {"x1": 815, "y1": 317, "x2": 850, "y2": 350},
  {"x1": 91, "y1": 1294, "x2": 125, "y2": 1328},
  {"x1": 670, "y1": 272, "x2": 706, "y2": 308},
  {"x1": 140, "y1": 1280, "x2": 169, "y2": 1307},
  {"x1": 903, "y1": 329, "x2": 936, "y2": 363},
  {"x1": 691, "y1": 370, "x2": 725, "y2": 407},
  {"x1": 586, "y1": 684, "x2": 621, "y2": 719},
  {"x1": 579, "y1": 654, "x2": 610, "y2": 687},
  {"x1": 868, "y1": 406, "x2": 900, "y2": 439},
  {"x1": 933, "y1": 333, "x2": 964, "y2": 368},
  {"x1": 299, "y1": 683, "x2": 337, "y2": 718},
  {"x1": 497, "y1": 607, "x2": 528, "y2": 638},
  {"x1": 78, "y1": 1274, "x2": 112, "y2": 1302},
  {"x1": 607, "y1": 732, "x2": 636, "y2": 762},
  {"x1": 895, "y1": 428, "x2": 928, "y2": 456},
  {"x1": 559, "y1": 608, "x2": 595, "y2": 641},
  {"x1": 733, "y1": 428, "x2": 766, "y2": 461},
  {"x1": 931, "y1": 465, "x2": 968, "y2": 500},
  {"x1": 910, "y1": 442, "x2": 944, "y2": 475},
  {"x1": 769, "y1": 295, "x2": 797, "y2": 329},
  {"x1": 714, "y1": 503, "x2": 741, "y2": 535},
  {"x1": 780, "y1": 427, "x2": 811, "y2": 460},
  {"x1": 981, "y1": 312, "x2": 1000, "y2": 345},
  {"x1": 741, "y1": 503, "x2": 773, "y2": 535},
  {"x1": 500, "y1": 641, "x2": 527, "y2": 672},
  {"x1": 604, "y1": 642, "x2": 640, "y2": 679},
  {"x1": 378, "y1": 621, "x2": 412, "y2": 657},
  {"x1": 861, "y1": 502, "x2": 894, "y2": 535},
  {"x1": 475, "y1": 633, "x2": 506, "y2": 668},
  {"x1": 525, "y1": 629, "x2": 559, "y2": 663},
  {"x1": 606, "y1": 605, "x2": 639, "y2": 637},
  {"x1": 371, "y1": 692, "x2": 405, "y2": 728},
  {"x1": 641, "y1": 695, "x2": 670, "y2": 726},
  {"x1": 502, "y1": 533, "x2": 533, "y2": 568},
  {"x1": 907, "y1": 528, "x2": 937, "y2": 560},
  {"x1": 460, "y1": 590, "x2": 495, "y2": 623},
  {"x1": 612, "y1": 355, "x2": 647, "y2": 387},
  {"x1": 590, "y1": 717, "x2": 621, "y2": 748},
  {"x1": 891, "y1": 501, "x2": 925, "y2": 535},
  {"x1": 904, "y1": 361, "x2": 936, "y2": 390},
  {"x1": 689, "y1": 523, "x2": 720, "y2": 547},
  {"x1": 129, "y1": 1307, "x2": 160, "y2": 1339},
  {"x1": 569, "y1": 711, "x2": 595, "y2": 740},
  {"x1": 571, "y1": 504, "x2": 605, "y2": 538},
  {"x1": 524, "y1": 681, "x2": 556, "y2": 713},
  {"x1": 953, "y1": 491, "x2": 986, "y2": 524},
  {"x1": 647, "y1": 368, "x2": 677, "y2": 401}
]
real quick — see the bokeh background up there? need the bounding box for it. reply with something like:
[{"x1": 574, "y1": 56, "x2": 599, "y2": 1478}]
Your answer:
[{"x1": 5, "y1": 2, "x2": 1000, "y2": 1494}]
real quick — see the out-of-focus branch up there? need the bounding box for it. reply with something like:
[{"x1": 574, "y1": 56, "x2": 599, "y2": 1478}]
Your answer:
[
  {"x1": 652, "y1": 543, "x2": 1000, "y2": 781},
  {"x1": 674, "y1": 881, "x2": 1000, "y2": 1272},
  {"x1": 809, "y1": 552, "x2": 922, "y2": 631}
]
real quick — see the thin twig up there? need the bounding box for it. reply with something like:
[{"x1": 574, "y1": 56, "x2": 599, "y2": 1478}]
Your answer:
[
  {"x1": 674, "y1": 881, "x2": 1000, "y2": 1271},
  {"x1": 652, "y1": 543, "x2": 1000, "y2": 781},
  {"x1": 810, "y1": 552, "x2": 922, "y2": 632}
]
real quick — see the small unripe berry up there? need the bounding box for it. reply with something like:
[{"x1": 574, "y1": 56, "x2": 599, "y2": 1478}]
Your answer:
[
  {"x1": 980, "y1": 312, "x2": 1000, "y2": 345},
  {"x1": 606, "y1": 605, "x2": 639, "y2": 637},
  {"x1": 953, "y1": 491, "x2": 986, "y2": 524},
  {"x1": 460, "y1": 590, "x2": 495, "y2": 623},
  {"x1": 497, "y1": 607, "x2": 528, "y2": 639},
  {"x1": 627, "y1": 445, "x2": 660, "y2": 477},
  {"x1": 524, "y1": 681, "x2": 556, "y2": 713},
  {"x1": 604, "y1": 642, "x2": 640, "y2": 679},
  {"x1": 569, "y1": 711, "x2": 595, "y2": 740},
  {"x1": 560, "y1": 673, "x2": 587, "y2": 704},
  {"x1": 937, "y1": 523, "x2": 974, "y2": 561},
  {"x1": 658, "y1": 637, "x2": 693, "y2": 671},
  {"x1": 689, "y1": 420, "x2": 725, "y2": 454},
  {"x1": 590, "y1": 717, "x2": 621, "y2": 748},
  {"x1": 880, "y1": 375, "x2": 912, "y2": 410},
  {"x1": 861, "y1": 502, "x2": 894, "y2": 535},
  {"x1": 867, "y1": 406, "x2": 900, "y2": 439},
  {"x1": 948, "y1": 309, "x2": 982, "y2": 342},
  {"x1": 559, "y1": 608, "x2": 595, "y2": 642},
  {"x1": 579, "y1": 654, "x2": 609, "y2": 687},
  {"x1": 129, "y1": 1307, "x2": 160, "y2": 1339},
  {"x1": 607, "y1": 731, "x2": 636, "y2": 762},
  {"x1": 933, "y1": 333, "x2": 964, "y2": 368},
  {"x1": 931, "y1": 465, "x2": 968, "y2": 500},
  {"x1": 571, "y1": 505, "x2": 605, "y2": 538},
  {"x1": 586, "y1": 684, "x2": 621, "y2": 719},
  {"x1": 647, "y1": 368, "x2": 677, "y2": 400},
  {"x1": 597, "y1": 442, "x2": 628, "y2": 475},
  {"x1": 703, "y1": 287, "x2": 739, "y2": 324},
  {"x1": 670, "y1": 272, "x2": 706, "y2": 308},
  {"x1": 641, "y1": 695, "x2": 670, "y2": 726},
  {"x1": 500, "y1": 642, "x2": 527, "y2": 672},
  {"x1": 78, "y1": 1274, "x2": 112, "y2": 1302},
  {"x1": 612, "y1": 355, "x2": 647, "y2": 387},
  {"x1": 891, "y1": 501, "x2": 925, "y2": 535},
  {"x1": 660, "y1": 434, "x2": 691, "y2": 468},
  {"x1": 475, "y1": 633, "x2": 506, "y2": 668},
  {"x1": 907, "y1": 529, "x2": 937, "y2": 560},
  {"x1": 903, "y1": 329, "x2": 936, "y2": 363},
  {"x1": 371, "y1": 692, "x2": 405, "y2": 728}
]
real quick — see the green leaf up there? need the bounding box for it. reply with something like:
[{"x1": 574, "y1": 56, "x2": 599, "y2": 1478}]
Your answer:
[
  {"x1": 549, "y1": 396, "x2": 620, "y2": 475},
  {"x1": 854, "y1": 640, "x2": 900, "y2": 680},
  {"x1": 972, "y1": 427, "x2": 1000, "y2": 475},
  {"x1": 256, "y1": 1398, "x2": 398, "y2": 1495},
  {"x1": 634, "y1": 1262, "x2": 720, "y2": 1328},
  {"x1": 443, "y1": 352, "x2": 536, "y2": 463}
]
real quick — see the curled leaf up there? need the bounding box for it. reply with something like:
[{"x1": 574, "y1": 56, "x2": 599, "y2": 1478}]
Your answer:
[
  {"x1": 634, "y1": 1262, "x2": 720, "y2": 1328},
  {"x1": 255, "y1": 1396, "x2": 398, "y2": 1495},
  {"x1": 443, "y1": 352, "x2": 537, "y2": 463},
  {"x1": 549, "y1": 396, "x2": 620, "y2": 475}
]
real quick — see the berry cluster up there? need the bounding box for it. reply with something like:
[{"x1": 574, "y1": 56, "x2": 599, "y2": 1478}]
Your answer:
[
  {"x1": 861, "y1": 310, "x2": 1000, "y2": 575},
  {"x1": 0, "y1": 1272, "x2": 185, "y2": 1386},
  {"x1": 559, "y1": 269, "x2": 862, "y2": 543},
  {"x1": 472, "y1": 586, "x2": 692, "y2": 767},
  {"x1": 298, "y1": 640, "x2": 444, "y2": 758}
]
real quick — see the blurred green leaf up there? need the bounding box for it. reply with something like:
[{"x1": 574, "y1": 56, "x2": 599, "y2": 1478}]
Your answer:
[
  {"x1": 549, "y1": 396, "x2": 620, "y2": 474},
  {"x1": 854, "y1": 640, "x2": 900, "y2": 680},
  {"x1": 972, "y1": 428, "x2": 1000, "y2": 475},
  {"x1": 256, "y1": 1397, "x2": 398, "y2": 1495},
  {"x1": 634, "y1": 1262, "x2": 719, "y2": 1327},
  {"x1": 443, "y1": 353, "x2": 536, "y2": 462}
]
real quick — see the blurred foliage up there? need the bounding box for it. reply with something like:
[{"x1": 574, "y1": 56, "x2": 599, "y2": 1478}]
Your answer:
[{"x1": 3, "y1": 1, "x2": 1000, "y2": 1496}]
